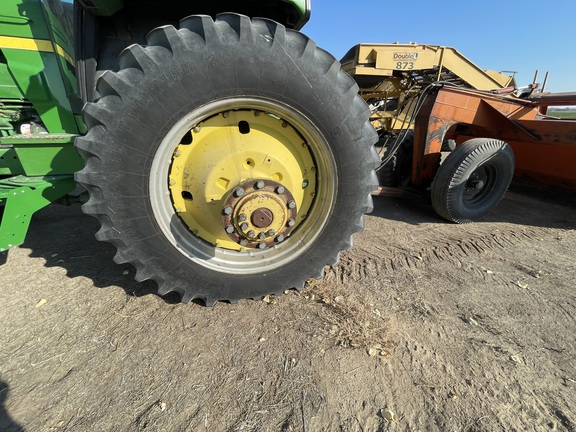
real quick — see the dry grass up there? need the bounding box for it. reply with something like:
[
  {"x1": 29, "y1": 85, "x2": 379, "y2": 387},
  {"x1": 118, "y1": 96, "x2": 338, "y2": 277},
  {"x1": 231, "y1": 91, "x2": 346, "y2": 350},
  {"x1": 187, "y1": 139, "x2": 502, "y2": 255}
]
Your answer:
[{"x1": 303, "y1": 280, "x2": 393, "y2": 357}]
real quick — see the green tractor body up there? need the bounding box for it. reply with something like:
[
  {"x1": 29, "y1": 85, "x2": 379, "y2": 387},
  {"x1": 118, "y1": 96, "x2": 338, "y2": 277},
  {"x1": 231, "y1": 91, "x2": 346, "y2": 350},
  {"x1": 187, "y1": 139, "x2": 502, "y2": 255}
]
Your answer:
[{"x1": 0, "y1": 0, "x2": 378, "y2": 303}]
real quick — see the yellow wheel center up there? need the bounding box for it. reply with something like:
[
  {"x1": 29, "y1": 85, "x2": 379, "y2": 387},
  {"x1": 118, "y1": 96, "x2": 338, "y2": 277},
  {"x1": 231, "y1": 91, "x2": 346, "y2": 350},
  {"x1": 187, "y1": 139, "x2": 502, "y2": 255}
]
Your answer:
[{"x1": 168, "y1": 109, "x2": 317, "y2": 250}]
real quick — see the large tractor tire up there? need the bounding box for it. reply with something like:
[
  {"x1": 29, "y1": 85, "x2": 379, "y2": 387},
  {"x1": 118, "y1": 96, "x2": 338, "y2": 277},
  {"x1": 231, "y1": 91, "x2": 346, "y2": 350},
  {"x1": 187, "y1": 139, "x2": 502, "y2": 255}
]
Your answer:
[
  {"x1": 75, "y1": 14, "x2": 379, "y2": 304},
  {"x1": 431, "y1": 138, "x2": 514, "y2": 223}
]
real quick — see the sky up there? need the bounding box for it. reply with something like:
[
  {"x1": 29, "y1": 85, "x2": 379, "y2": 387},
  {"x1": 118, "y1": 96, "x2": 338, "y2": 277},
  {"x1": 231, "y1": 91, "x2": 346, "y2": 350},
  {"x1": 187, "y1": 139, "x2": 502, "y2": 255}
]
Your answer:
[{"x1": 302, "y1": 0, "x2": 575, "y2": 93}]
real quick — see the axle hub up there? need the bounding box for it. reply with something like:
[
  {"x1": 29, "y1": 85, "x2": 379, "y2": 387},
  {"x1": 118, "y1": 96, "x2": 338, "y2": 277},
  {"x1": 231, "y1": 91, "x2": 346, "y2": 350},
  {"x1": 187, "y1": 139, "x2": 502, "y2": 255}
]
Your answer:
[{"x1": 222, "y1": 179, "x2": 297, "y2": 249}]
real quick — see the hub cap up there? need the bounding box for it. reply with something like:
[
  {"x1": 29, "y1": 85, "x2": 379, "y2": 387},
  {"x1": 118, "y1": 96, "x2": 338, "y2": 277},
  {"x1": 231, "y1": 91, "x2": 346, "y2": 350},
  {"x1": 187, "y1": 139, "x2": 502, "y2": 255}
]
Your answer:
[{"x1": 221, "y1": 179, "x2": 297, "y2": 249}]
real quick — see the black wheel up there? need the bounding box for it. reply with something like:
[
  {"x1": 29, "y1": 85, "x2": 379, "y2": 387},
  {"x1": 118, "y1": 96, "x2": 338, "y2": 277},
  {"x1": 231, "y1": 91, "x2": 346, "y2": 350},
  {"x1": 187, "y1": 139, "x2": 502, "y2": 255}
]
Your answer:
[
  {"x1": 377, "y1": 132, "x2": 414, "y2": 187},
  {"x1": 431, "y1": 138, "x2": 514, "y2": 223},
  {"x1": 75, "y1": 14, "x2": 379, "y2": 304}
]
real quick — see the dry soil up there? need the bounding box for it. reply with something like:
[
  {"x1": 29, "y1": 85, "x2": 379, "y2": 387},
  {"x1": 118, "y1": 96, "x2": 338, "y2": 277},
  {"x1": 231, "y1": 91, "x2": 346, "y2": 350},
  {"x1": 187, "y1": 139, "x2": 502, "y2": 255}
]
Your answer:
[{"x1": 1, "y1": 183, "x2": 575, "y2": 431}]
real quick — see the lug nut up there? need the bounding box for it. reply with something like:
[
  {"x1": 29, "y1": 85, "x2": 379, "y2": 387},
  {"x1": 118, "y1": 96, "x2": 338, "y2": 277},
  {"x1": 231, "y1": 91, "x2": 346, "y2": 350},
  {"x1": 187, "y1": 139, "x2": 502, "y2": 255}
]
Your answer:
[
  {"x1": 234, "y1": 188, "x2": 245, "y2": 198},
  {"x1": 225, "y1": 225, "x2": 235, "y2": 234},
  {"x1": 267, "y1": 230, "x2": 275, "y2": 237},
  {"x1": 255, "y1": 180, "x2": 265, "y2": 190},
  {"x1": 287, "y1": 219, "x2": 295, "y2": 227},
  {"x1": 247, "y1": 230, "x2": 256, "y2": 238},
  {"x1": 241, "y1": 223, "x2": 249, "y2": 231},
  {"x1": 223, "y1": 206, "x2": 233, "y2": 215},
  {"x1": 238, "y1": 213, "x2": 247, "y2": 222},
  {"x1": 239, "y1": 240, "x2": 248, "y2": 246},
  {"x1": 258, "y1": 232, "x2": 266, "y2": 240},
  {"x1": 275, "y1": 186, "x2": 285, "y2": 194},
  {"x1": 258, "y1": 243, "x2": 267, "y2": 249},
  {"x1": 276, "y1": 234, "x2": 285, "y2": 242},
  {"x1": 288, "y1": 201, "x2": 296, "y2": 209}
]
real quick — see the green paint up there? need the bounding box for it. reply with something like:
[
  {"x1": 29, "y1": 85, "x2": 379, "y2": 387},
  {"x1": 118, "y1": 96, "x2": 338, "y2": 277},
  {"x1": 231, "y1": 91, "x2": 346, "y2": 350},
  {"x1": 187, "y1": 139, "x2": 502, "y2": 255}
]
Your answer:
[
  {"x1": 1, "y1": 0, "x2": 79, "y2": 134},
  {"x1": 0, "y1": 175, "x2": 76, "y2": 251},
  {"x1": 0, "y1": 61, "x2": 24, "y2": 100},
  {"x1": 0, "y1": 147, "x2": 25, "y2": 175},
  {"x1": 0, "y1": 134, "x2": 83, "y2": 176},
  {"x1": 283, "y1": 0, "x2": 308, "y2": 21}
]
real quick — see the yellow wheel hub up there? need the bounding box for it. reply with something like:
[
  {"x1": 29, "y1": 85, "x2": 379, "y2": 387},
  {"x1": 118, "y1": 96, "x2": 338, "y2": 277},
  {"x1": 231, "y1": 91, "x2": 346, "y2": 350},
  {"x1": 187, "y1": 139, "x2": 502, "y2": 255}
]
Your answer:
[{"x1": 169, "y1": 109, "x2": 317, "y2": 250}]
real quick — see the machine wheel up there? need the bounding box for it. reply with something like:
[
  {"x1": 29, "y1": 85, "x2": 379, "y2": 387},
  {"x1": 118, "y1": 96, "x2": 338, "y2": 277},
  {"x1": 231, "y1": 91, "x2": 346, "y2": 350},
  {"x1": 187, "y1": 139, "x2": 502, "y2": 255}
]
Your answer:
[
  {"x1": 378, "y1": 132, "x2": 413, "y2": 187},
  {"x1": 75, "y1": 14, "x2": 379, "y2": 304},
  {"x1": 431, "y1": 138, "x2": 514, "y2": 223}
]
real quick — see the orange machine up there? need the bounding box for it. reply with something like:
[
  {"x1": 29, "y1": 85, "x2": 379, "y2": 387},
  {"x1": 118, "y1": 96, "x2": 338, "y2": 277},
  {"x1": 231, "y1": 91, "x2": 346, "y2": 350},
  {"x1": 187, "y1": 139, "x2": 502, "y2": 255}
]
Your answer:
[
  {"x1": 414, "y1": 86, "x2": 576, "y2": 189},
  {"x1": 377, "y1": 84, "x2": 576, "y2": 223}
]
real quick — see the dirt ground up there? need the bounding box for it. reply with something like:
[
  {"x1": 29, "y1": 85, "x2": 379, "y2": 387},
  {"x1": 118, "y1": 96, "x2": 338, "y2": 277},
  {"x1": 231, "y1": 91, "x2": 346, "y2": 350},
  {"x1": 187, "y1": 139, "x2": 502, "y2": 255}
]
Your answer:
[{"x1": 1, "y1": 183, "x2": 575, "y2": 432}]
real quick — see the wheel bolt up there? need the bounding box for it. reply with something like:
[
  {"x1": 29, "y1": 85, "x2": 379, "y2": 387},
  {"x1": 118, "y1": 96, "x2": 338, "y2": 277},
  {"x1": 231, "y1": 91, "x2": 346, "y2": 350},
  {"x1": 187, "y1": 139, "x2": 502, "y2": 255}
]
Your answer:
[
  {"x1": 225, "y1": 225, "x2": 235, "y2": 234},
  {"x1": 247, "y1": 230, "x2": 256, "y2": 238},
  {"x1": 238, "y1": 213, "x2": 247, "y2": 222},
  {"x1": 267, "y1": 230, "x2": 275, "y2": 237},
  {"x1": 255, "y1": 180, "x2": 265, "y2": 190},
  {"x1": 241, "y1": 223, "x2": 249, "y2": 231},
  {"x1": 258, "y1": 243, "x2": 267, "y2": 249},
  {"x1": 258, "y1": 232, "x2": 266, "y2": 240},
  {"x1": 276, "y1": 234, "x2": 285, "y2": 242},
  {"x1": 223, "y1": 206, "x2": 233, "y2": 215},
  {"x1": 275, "y1": 186, "x2": 285, "y2": 194},
  {"x1": 287, "y1": 219, "x2": 295, "y2": 227},
  {"x1": 234, "y1": 188, "x2": 245, "y2": 198},
  {"x1": 239, "y1": 240, "x2": 248, "y2": 246},
  {"x1": 288, "y1": 201, "x2": 296, "y2": 209}
]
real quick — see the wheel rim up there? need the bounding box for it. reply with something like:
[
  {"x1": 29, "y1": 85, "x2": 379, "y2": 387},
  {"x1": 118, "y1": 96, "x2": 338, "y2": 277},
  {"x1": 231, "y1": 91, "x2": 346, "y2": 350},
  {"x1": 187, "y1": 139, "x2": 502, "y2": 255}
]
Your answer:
[
  {"x1": 149, "y1": 97, "x2": 336, "y2": 274},
  {"x1": 462, "y1": 164, "x2": 498, "y2": 206}
]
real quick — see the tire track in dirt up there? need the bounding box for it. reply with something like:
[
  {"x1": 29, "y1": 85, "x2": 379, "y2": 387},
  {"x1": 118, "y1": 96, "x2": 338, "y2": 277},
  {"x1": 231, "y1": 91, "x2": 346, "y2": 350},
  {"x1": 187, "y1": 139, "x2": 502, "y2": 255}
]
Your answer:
[{"x1": 324, "y1": 226, "x2": 555, "y2": 285}]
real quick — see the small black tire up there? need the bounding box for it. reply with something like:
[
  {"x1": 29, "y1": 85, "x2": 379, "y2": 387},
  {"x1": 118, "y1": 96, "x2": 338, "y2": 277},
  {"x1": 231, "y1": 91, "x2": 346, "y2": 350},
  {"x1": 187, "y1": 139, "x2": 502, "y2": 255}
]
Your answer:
[
  {"x1": 378, "y1": 132, "x2": 414, "y2": 187},
  {"x1": 75, "y1": 14, "x2": 379, "y2": 304},
  {"x1": 431, "y1": 138, "x2": 514, "y2": 223}
]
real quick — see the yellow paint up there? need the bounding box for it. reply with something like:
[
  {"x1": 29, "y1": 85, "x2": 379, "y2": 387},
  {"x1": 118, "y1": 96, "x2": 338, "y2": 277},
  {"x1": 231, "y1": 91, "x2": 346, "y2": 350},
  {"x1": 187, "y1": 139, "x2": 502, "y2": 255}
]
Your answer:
[
  {"x1": 169, "y1": 109, "x2": 317, "y2": 250},
  {"x1": 0, "y1": 35, "x2": 74, "y2": 65}
]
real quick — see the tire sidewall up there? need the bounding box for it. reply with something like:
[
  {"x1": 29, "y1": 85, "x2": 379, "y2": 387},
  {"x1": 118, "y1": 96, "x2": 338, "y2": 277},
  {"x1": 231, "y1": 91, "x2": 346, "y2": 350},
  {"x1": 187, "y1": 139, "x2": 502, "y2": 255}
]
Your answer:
[{"x1": 432, "y1": 139, "x2": 514, "y2": 223}]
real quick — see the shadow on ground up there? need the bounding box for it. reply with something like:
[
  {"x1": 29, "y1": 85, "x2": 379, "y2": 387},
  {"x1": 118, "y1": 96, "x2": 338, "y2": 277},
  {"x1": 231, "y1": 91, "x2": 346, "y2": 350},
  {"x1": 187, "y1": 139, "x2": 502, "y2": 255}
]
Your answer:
[
  {"x1": 12, "y1": 204, "x2": 175, "y2": 302},
  {"x1": 0, "y1": 380, "x2": 23, "y2": 432},
  {"x1": 370, "y1": 181, "x2": 576, "y2": 229}
]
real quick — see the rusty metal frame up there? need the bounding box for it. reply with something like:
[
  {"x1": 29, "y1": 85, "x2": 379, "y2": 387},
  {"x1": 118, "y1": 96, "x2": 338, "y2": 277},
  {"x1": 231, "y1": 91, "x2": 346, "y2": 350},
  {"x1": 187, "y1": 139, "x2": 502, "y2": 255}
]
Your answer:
[{"x1": 412, "y1": 86, "x2": 576, "y2": 189}]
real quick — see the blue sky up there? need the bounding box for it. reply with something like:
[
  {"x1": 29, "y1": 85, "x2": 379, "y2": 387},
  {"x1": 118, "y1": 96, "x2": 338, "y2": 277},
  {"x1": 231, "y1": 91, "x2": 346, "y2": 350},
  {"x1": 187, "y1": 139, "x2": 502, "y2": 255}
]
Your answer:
[{"x1": 303, "y1": 1, "x2": 575, "y2": 93}]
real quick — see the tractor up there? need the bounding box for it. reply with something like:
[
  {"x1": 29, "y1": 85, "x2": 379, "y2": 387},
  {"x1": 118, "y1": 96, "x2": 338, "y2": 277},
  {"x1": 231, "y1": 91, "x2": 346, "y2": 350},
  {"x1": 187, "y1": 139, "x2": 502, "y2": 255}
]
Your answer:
[{"x1": 0, "y1": 0, "x2": 379, "y2": 304}]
